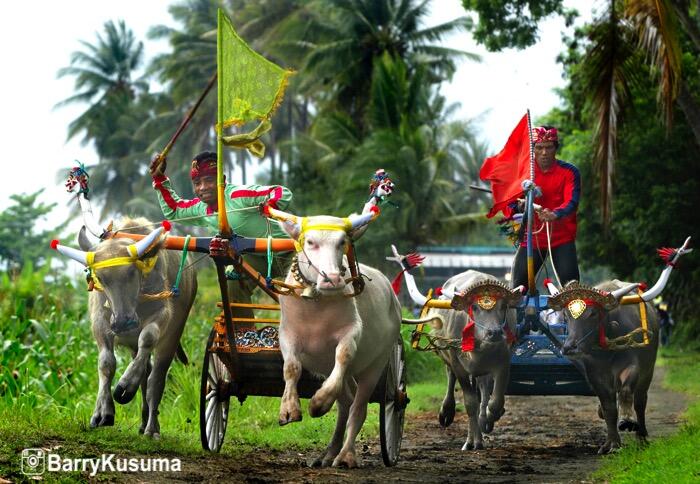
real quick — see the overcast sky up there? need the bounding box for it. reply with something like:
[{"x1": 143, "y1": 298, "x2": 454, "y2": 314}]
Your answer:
[{"x1": 0, "y1": 0, "x2": 593, "y2": 232}]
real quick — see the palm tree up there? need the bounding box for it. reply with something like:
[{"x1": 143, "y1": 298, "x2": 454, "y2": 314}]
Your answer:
[
  {"x1": 575, "y1": 0, "x2": 700, "y2": 225},
  {"x1": 56, "y1": 20, "x2": 147, "y2": 149},
  {"x1": 294, "y1": 0, "x2": 478, "y2": 133},
  {"x1": 56, "y1": 20, "x2": 158, "y2": 219}
]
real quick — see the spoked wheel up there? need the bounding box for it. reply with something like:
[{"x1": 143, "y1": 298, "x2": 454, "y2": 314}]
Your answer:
[
  {"x1": 379, "y1": 336, "x2": 408, "y2": 466},
  {"x1": 200, "y1": 329, "x2": 231, "y2": 452}
]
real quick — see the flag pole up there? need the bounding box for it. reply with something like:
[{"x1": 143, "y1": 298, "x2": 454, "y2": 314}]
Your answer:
[
  {"x1": 161, "y1": 73, "x2": 216, "y2": 159},
  {"x1": 526, "y1": 109, "x2": 536, "y2": 296},
  {"x1": 217, "y1": 9, "x2": 231, "y2": 237}
]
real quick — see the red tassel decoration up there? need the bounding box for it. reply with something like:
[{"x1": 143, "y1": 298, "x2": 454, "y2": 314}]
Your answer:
[
  {"x1": 405, "y1": 252, "x2": 425, "y2": 268},
  {"x1": 461, "y1": 321, "x2": 476, "y2": 352},
  {"x1": 598, "y1": 323, "x2": 608, "y2": 349},
  {"x1": 162, "y1": 220, "x2": 172, "y2": 231},
  {"x1": 543, "y1": 277, "x2": 553, "y2": 287},
  {"x1": 657, "y1": 247, "x2": 677, "y2": 266},
  {"x1": 50, "y1": 239, "x2": 60, "y2": 250},
  {"x1": 391, "y1": 270, "x2": 405, "y2": 295},
  {"x1": 504, "y1": 325, "x2": 517, "y2": 345},
  {"x1": 434, "y1": 286, "x2": 443, "y2": 297}
]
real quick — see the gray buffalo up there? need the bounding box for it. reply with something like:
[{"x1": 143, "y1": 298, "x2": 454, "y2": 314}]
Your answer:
[
  {"x1": 268, "y1": 206, "x2": 401, "y2": 468},
  {"x1": 391, "y1": 248, "x2": 522, "y2": 450},
  {"x1": 52, "y1": 218, "x2": 197, "y2": 438},
  {"x1": 549, "y1": 238, "x2": 691, "y2": 453},
  {"x1": 549, "y1": 280, "x2": 658, "y2": 453}
]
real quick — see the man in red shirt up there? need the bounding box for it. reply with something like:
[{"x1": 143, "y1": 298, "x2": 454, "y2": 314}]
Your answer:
[{"x1": 510, "y1": 126, "x2": 581, "y2": 289}]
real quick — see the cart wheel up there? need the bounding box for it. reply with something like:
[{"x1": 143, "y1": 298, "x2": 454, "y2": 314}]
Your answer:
[
  {"x1": 200, "y1": 330, "x2": 231, "y2": 452},
  {"x1": 379, "y1": 336, "x2": 408, "y2": 466}
]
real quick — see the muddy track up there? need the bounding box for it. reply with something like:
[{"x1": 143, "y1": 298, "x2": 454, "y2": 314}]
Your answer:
[{"x1": 123, "y1": 367, "x2": 686, "y2": 483}]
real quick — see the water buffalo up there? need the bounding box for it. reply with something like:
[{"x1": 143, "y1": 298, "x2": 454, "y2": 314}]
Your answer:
[
  {"x1": 549, "y1": 280, "x2": 658, "y2": 453},
  {"x1": 549, "y1": 238, "x2": 691, "y2": 453},
  {"x1": 267, "y1": 206, "x2": 401, "y2": 468},
  {"x1": 51, "y1": 218, "x2": 197, "y2": 438},
  {"x1": 390, "y1": 248, "x2": 522, "y2": 450}
]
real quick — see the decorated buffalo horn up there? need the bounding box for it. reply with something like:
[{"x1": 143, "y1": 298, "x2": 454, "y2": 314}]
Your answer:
[
  {"x1": 611, "y1": 283, "x2": 640, "y2": 300},
  {"x1": 510, "y1": 285, "x2": 526, "y2": 303},
  {"x1": 403, "y1": 270, "x2": 428, "y2": 306},
  {"x1": 266, "y1": 206, "x2": 299, "y2": 225},
  {"x1": 51, "y1": 240, "x2": 88, "y2": 266},
  {"x1": 77, "y1": 192, "x2": 109, "y2": 239},
  {"x1": 134, "y1": 227, "x2": 166, "y2": 257},
  {"x1": 624, "y1": 236, "x2": 693, "y2": 303},
  {"x1": 401, "y1": 314, "x2": 445, "y2": 329},
  {"x1": 544, "y1": 280, "x2": 559, "y2": 295},
  {"x1": 78, "y1": 225, "x2": 97, "y2": 251},
  {"x1": 347, "y1": 211, "x2": 375, "y2": 229}
]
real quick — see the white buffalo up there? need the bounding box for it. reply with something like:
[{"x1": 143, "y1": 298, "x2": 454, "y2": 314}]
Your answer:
[{"x1": 268, "y1": 206, "x2": 401, "y2": 468}]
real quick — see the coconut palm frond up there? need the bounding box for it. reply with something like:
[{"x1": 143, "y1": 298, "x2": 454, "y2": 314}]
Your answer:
[
  {"x1": 625, "y1": 0, "x2": 682, "y2": 127},
  {"x1": 581, "y1": 4, "x2": 637, "y2": 226}
]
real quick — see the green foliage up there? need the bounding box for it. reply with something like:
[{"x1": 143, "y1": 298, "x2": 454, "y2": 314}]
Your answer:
[
  {"x1": 0, "y1": 190, "x2": 58, "y2": 273},
  {"x1": 594, "y1": 349, "x2": 700, "y2": 482},
  {"x1": 461, "y1": 0, "x2": 575, "y2": 51},
  {"x1": 542, "y1": 16, "x2": 700, "y2": 335}
]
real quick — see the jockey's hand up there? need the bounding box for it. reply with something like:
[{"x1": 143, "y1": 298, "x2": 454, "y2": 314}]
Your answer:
[
  {"x1": 149, "y1": 154, "x2": 167, "y2": 177},
  {"x1": 538, "y1": 208, "x2": 558, "y2": 222}
]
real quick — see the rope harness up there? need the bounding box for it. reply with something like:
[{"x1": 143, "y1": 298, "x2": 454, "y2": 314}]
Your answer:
[
  {"x1": 262, "y1": 217, "x2": 365, "y2": 299},
  {"x1": 86, "y1": 237, "x2": 191, "y2": 301},
  {"x1": 411, "y1": 291, "x2": 516, "y2": 353}
]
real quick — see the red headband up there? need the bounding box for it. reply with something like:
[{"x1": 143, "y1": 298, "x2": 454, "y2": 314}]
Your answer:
[
  {"x1": 533, "y1": 127, "x2": 558, "y2": 143},
  {"x1": 190, "y1": 159, "x2": 217, "y2": 180}
]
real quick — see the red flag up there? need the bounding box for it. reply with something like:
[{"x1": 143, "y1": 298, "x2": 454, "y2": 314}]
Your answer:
[{"x1": 479, "y1": 113, "x2": 532, "y2": 218}]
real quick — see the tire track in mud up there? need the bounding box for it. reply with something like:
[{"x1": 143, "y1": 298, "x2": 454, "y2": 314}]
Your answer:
[{"x1": 118, "y1": 366, "x2": 688, "y2": 483}]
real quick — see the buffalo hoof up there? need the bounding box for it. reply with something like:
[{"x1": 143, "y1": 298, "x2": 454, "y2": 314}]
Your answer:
[
  {"x1": 310, "y1": 451, "x2": 336, "y2": 468},
  {"x1": 461, "y1": 441, "x2": 484, "y2": 451},
  {"x1": 332, "y1": 450, "x2": 360, "y2": 468},
  {"x1": 278, "y1": 406, "x2": 302, "y2": 426},
  {"x1": 90, "y1": 413, "x2": 115, "y2": 428},
  {"x1": 113, "y1": 382, "x2": 138, "y2": 405},
  {"x1": 479, "y1": 416, "x2": 494, "y2": 434},
  {"x1": 618, "y1": 419, "x2": 640, "y2": 432},
  {"x1": 308, "y1": 395, "x2": 335, "y2": 418},
  {"x1": 597, "y1": 440, "x2": 621, "y2": 454},
  {"x1": 439, "y1": 409, "x2": 455, "y2": 428}
]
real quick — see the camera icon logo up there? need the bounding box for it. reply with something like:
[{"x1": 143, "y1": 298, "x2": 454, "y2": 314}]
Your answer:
[{"x1": 21, "y1": 448, "x2": 45, "y2": 475}]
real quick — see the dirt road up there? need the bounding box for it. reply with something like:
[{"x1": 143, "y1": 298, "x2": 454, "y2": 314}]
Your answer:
[{"x1": 107, "y1": 367, "x2": 689, "y2": 483}]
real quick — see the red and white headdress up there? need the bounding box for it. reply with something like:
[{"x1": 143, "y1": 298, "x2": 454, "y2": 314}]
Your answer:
[{"x1": 532, "y1": 126, "x2": 558, "y2": 144}]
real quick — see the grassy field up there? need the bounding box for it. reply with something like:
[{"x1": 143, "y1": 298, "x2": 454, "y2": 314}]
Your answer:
[
  {"x1": 2, "y1": 263, "x2": 698, "y2": 482},
  {"x1": 593, "y1": 347, "x2": 700, "y2": 483},
  {"x1": 0, "y1": 263, "x2": 443, "y2": 481}
]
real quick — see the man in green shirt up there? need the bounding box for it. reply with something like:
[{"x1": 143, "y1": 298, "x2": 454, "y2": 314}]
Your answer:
[{"x1": 150, "y1": 151, "x2": 293, "y2": 323}]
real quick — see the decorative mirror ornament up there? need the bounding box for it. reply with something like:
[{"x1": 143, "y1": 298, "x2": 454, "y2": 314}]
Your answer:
[
  {"x1": 567, "y1": 299, "x2": 587, "y2": 319},
  {"x1": 477, "y1": 295, "x2": 497, "y2": 310}
]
